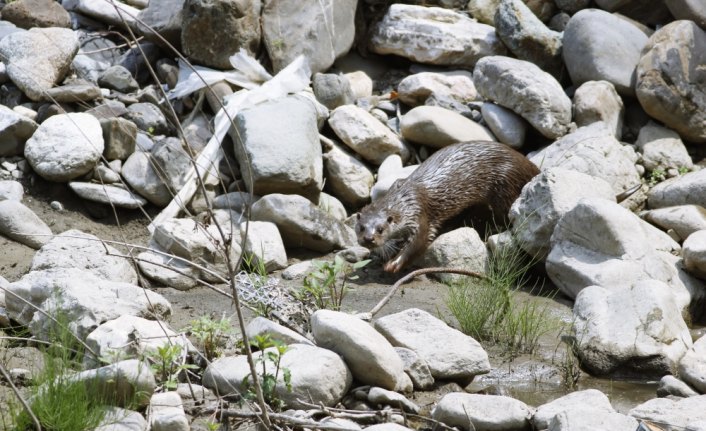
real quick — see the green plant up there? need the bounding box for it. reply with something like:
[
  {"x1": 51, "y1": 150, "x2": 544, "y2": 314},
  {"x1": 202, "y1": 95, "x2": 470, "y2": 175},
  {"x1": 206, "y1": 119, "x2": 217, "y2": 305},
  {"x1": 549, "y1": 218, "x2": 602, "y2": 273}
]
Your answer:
[
  {"x1": 678, "y1": 166, "x2": 690, "y2": 175},
  {"x1": 242, "y1": 334, "x2": 292, "y2": 411},
  {"x1": 648, "y1": 168, "x2": 666, "y2": 186},
  {"x1": 295, "y1": 256, "x2": 370, "y2": 311},
  {"x1": 555, "y1": 335, "x2": 581, "y2": 390},
  {"x1": 186, "y1": 315, "x2": 232, "y2": 361},
  {"x1": 146, "y1": 344, "x2": 197, "y2": 390}
]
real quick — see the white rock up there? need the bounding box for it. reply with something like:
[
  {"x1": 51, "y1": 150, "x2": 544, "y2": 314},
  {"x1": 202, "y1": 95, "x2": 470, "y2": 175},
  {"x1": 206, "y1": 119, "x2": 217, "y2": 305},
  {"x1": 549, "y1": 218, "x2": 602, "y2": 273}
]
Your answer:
[
  {"x1": 6, "y1": 268, "x2": 171, "y2": 340},
  {"x1": 0, "y1": 200, "x2": 52, "y2": 249},
  {"x1": 0, "y1": 27, "x2": 79, "y2": 101},
  {"x1": 665, "y1": 0, "x2": 706, "y2": 29},
  {"x1": 480, "y1": 103, "x2": 527, "y2": 149},
  {"x1": 0, "y1": 105, "x2": 38, "y2": 156},
  {"x1": 548, "y1": 408, "x2": 638, "y2": 431},
  {"x1": 31, "y1": 229, "x2": 138, "y2": 284},
  {"x1": 629, "y1": 395, "x2": 706, "y2": 429},
  {"x1": 25, "y1": 113, "x2": 104, "y2": 182},
  {"x1": 643, "y1": 206, "x2": 706, "y2": 242},
  {"x1": 63, "y1": 0, "x2": 140, "y2": 27},
  {"x1": 394, "y1": 347, "x2": 434, "y2": 390},
  {"x1": 657, "y1": 374, "x2": 700, "y2": 398},
  {"x1": 329, "y1": 105, "x2": 410, "y2": 165},
  {"x1": 136, "y1": 248, "x2": 200, "y2": 291},
  {"x1": 345, "y1": 70, "x2": 373, "y2": 100},
  {"x1": 322, "y1": 140, "x2": 374, "y2": 209},
  {"x1": 648, "y1": 169, "x2": 706, "y2": 209},
  {"x1": 94, "y1": 407, "x2": 147, "y2": 431},
  {"x1": 311, "y1": 310, "x2": 412, "y2": 392},
  {"x1": 529, "y1": 124, "x2": 641, "y2": 196},
  {"x1": 148, "y1": 392, "x2": 189, "y2": 431},
  {"x1": 375, "y1": 308, "x2": 490, "y2": 381},
  {"x1": 368, "y1": 387, "x2": 419, "y2": 413},
  {"x1": 684, "y1": 230, "x2": 706, "y2": 280},
  {"x1": 0, "y1": 180, "x2": 23, "y2": 201},
  {"x1": 319, "y1": 192, "x2": 348, "y2": 221},
  {"x1": 239, "y1": 221, "x2": 287, "y2": 272},
  {"x1": 636, "y1": 122, "x2": 693, "y2": 173},
  {"x1": 245, "y1": 316, "x2": 313, "y2": 346},
  {"x1": 678, "y1": 334, "x2": 706, "y2": 394},
  {"x1": 69, "y1": 182, "x2": 148, "y2": 209},
  {"x1": 571, "y1": 281, "x2": 692, "y2": 377},
  {"x1": 397, "y1": 71, "x2": 477, "y2": 107},
  {"x1": 573, "y1": 80, "x2": 624, "y2": 139},
  {"x1": 71, "y1": 359, "x2": 156, "y2": 408},
  {"x1": 370, "y1": 4, "x2": 506, "y2": 68},
  {"x1": 85, "y1": 315, "x2": 190, "y2": 368},
  {"x1": 432, "y1": 393, "x2": 532, "y2": 431},
  {"x1": 509, "y1": 168, "x2": 615, "y2": 261},
  {"x1": 122, "y1": 151, "x2": 172, "y2": 207},
  {"x1": 474, "y1": 55, "x2": 571, "y2": 139},
  {"x1": 212, "y1": 191, "x2": 259, "y2": 213},
  {"x1": 533, "y1": 389, "x2": 614, "y2": 430},
  {"x1": 400, "y1": 105, "x2": 494, "y2": 148},
  {"x1": 421, "y1": 227, "x2": 488, "y2": 284}
]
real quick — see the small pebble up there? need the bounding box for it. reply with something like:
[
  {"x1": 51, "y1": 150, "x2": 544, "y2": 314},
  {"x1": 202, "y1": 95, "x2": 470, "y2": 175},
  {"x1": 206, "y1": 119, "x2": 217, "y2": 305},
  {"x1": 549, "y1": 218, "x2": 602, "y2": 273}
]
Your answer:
[{"x1": 50, "y1": 201, "x2": 64, "y2": 211}]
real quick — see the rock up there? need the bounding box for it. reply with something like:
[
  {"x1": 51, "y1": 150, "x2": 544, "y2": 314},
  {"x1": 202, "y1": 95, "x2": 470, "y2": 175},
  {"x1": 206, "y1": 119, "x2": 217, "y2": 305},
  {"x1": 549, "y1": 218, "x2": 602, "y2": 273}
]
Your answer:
[
  {"x1": 31, "y1": 229, "x2": 138, "y2": 284},
  {"x1": 480, "y1": 103, "x2": 527, "y2": 149},
  {"x1": 363, "y1": 425, "x2": 412, "y2": 431},
  {"x1": 494, "y1": 0, "x2": 563, "y2": 77},
  {"x1": 509, "y1": 168, "x2": 616, "y2": 261},
  {"x1": 136, "y1": 0, "x2": 185, "y2": 50},
  {"x1": 0, "y1": 0, "x2": 71, "y2": 29},
  {"x1": 232, "y1": 96, "x2": 322, "y2": 202},
  {"x1": 98, "y1": 65, "x2": 139, "y2": 93},
  {"x1": 85, "y1": 315, "x2": 189, "y2": 368},
  {"x1": 93, "y1": 164, "x2": 121, "y2": 183},
  {"x1": 629, "y1": 396, "x2": 706, "y2": 429},
  {"x1": 212, "y1": 191, "x2": 258, "y2": 212},
  {"x1": 421, "y1": 227, "x2": 488, "y2": 284},
  {"x1": 6, "y1": 268, "x2": 171, "y2": 340},
  {"x1": 0, "y1": 200, "x2": 52, "y2": 249},
  {"x1": 563, "y1": 9, "x2": 648, "y2": 96},
  {"x1": 69, "y1": 182, "x2": 148, "y2": 209},
  {"x1": 533, "y1": 389, "x2": 614, "y2": 430},
  {"x1": 148, "y1": 392, "x2": 189, "y2": 431},
  {"x1": 367, "y1": 387, "x2": 419, "y2": 414},
  {"x1": 400, "y1": 106, "x2": 494, "y2": 149},
  {"x1": 636, "y1": 122, "x2": 693, "y2": 173},
  {"x1": 319, "y1": 192, "x2": 347, "y2": 221},
  {"x1": 149, "y1": 136, "x2": 191, "y2": 192},
  {"x1": 125, "y1": 102, "x2": 169, "y2": 135},
  {"x1": 370, "y1": 4, "x2": 506, "y2": 69},
  {"x1": 0, "y1": 27, "x2": 78, "y2": 101},
  {"x1": 329, "y1": 104, "x2": 410, "y2": 165},
  {"x1": 204, "y1": 344, "x2": 352, "y2": 408},
  {"x1": 313, "y1": 73, "x2": 355, "y2": 110},
  {"x1": 548, "y1": 408, "x2": 638, "y2": 431},
  {"x1": 43, "y1": 81, "x2": 101, "y2": 102},
  {"x1": 528, "y1": 124, "x2": 641, "y2": 196},
  {"x1": 94, "y1": 407, "x2": 147, "y2": 431},
  {"x1": 239, "y1": 221, "x2": 287, "y2": 272},
  {"x1": 665, "y1": 0, "x2": 706, "y2": 29},
  {"x1": 262, "y1": 0, "x2": 356, "y2": 74},
  {"x1": 24, "y1": 112, "x2": 104, "y2": 182},
  {"x1": 122, "y1": 151, "x2": 172, "y2": 207},
  {"x1": 375, "y1": 308, "x2": 490, "y2": 381},
  {"x1": 63, "y1": 0, "x2": 140, "y2": 26},
  {"x1": 648, "y1": 169, "x2": 706, "y2": 209},
  {"x1": 71, "y1": 359, "x2": 156, "y2": 408},
  {"x1": 571, "y1": 281, "x2": 692, "y2": 378},
  {"x1": 636, "y1": 21, "x2": 706, "y2": 143},
  {"x1": 546, "y1": 198, "x2": 703, "y2": 313},
  {"x1": 643, "y1": 207, "x2": 706, "y2": 244},
  {"x1": 0, "y1": 104, "x2": 37, "y2": 156},
  {"x1": 684, "y1": 230, "x2": 706, "y2": 279},
  {"x1": 136, "y1": 247, "x2": 200, "y2": 291},
  {"x1": 656, "y1": 375, "x2": 700, "y2": 398},
  {"x1": 573, "y1": 80, "x2": 624, "y2": 139},
  {"x1": 344, "y1": 71, "x2": 373, "y2": 100},
  {"x1": 397, "y1": 71, "x2": 477, "y2": 107},
  {"x1": 467, "y1": 0, "x2": 500, "y2": 25},
  {"x1": 0, "y1": 180, "x2": 23, "y2": 201},
  {"x1": 311, "y1": 310, "x2": 412, "y2": 392},
  {"x1": 432, "y1": 393, "x2": 532, "y2": 431},
  {"x1": 322, "y1": 139, "x2": 374, "y2": 209},
  {"x1": 181, "y1": 0, "x2": 260, "y2": 70},
  {"x1": 251, "y1": 193, "x2": 356, "y2": 253},
  {"x1": 473, "y1": 55, "x2": 571, "y2": 139},
  {"x1": 394, "y1": 347, "x2": 434, "y2": 390},
  {"x1": 245, "y1": 316, "x2": 313, "y2": 346}
]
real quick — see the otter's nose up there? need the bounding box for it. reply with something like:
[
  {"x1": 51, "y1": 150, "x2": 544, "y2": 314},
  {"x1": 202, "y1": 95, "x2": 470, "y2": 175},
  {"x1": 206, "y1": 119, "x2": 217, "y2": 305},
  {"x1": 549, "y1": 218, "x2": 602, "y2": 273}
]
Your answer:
[{"x1": 363, "y1": 234, "x2": 375, "y2": 244}]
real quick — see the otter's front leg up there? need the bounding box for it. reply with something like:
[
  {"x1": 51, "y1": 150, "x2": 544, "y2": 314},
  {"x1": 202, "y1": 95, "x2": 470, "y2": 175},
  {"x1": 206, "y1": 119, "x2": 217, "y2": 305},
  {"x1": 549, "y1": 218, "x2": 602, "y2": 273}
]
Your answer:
[{"x1": 384, "y1": 217, "x2": 430, "y2": 273}]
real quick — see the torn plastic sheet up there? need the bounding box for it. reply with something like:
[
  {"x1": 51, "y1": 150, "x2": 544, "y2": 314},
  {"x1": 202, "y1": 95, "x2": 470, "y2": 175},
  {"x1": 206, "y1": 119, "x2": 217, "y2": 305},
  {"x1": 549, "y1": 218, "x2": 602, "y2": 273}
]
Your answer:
[{"x1": 149, "y1": 52, "x2": 312, "y2": 232}]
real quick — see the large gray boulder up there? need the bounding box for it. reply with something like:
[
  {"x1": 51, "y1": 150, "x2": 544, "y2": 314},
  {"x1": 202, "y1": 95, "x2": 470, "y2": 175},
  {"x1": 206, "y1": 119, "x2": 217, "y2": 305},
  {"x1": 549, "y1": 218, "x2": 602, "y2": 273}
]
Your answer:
[
  {"x1": 370, "y1": 4, "x2": 506, "y2": 69},
  {"x1": 24, "y1": 113, "x2": 104, "y2": 182},
  {"x1": 562, "y1": 9, "x2": 648, "y2": 96},
  {"x1": 473, "y1": 55, "x2": 571, "y2": 139},
  {"x1": 311, "y1": 310, "x2": 412, "y2": 392},
  {"x1": 533, "y1": 389, "x2": 614, "y2": 430},
  {"x1": 643, "y1": 206, "x2": 706, "y2": 242},
  {"x1": 636, "y1": 122, "x2": 693, "y2": 173},
  {"x1": 137, "y1": 0, "x2": 185, "y2": 50},
  {"x1": 636, "y1": 20, "x2": 706, "y2": 143},
  {"x1": 122, "y1": 151, "x2": 172, "y2": 207},
  {"x1": 400, "y1": 106, "x2": 494, "y2": 148},
  {"x1": 375, "y1": 308, "x2": 490, "y2": 382},
  {"x1": 432, "y1": 393, "x2": 532, "y2": 431},
  {"x1": 648, "y1": 169, "x2": 706, "y2": 209},
  {"x1": 262, "y1": 0, "x2": 356, "y2": 74},
  {"x1": 571, "y1": 281, "x2": 692, "y2": 378},
  {"x1": 0, "y1": 105, "x2": 38, "y2": 157},
  {"x1": 71, "y1": 359, "x2": 156, "y2": 408},
  {"x1": 0, "y1": 27, "x2": 78, "y2": 101},
  {"x1": 630, "y1": 396, "x2": 706, "y2": 429},
  {"x1": 232, "y1": 96, "x2": 323, "y2": 203},
  {"x1": 683, "y1": 230, "x2": 706, "y2": 280},
  {"x1": 0, "y1": 200, "x2": 52, "y2": 249},
  {"x1": 548, "y1": 408, "x2": 638, "y2": 431}
]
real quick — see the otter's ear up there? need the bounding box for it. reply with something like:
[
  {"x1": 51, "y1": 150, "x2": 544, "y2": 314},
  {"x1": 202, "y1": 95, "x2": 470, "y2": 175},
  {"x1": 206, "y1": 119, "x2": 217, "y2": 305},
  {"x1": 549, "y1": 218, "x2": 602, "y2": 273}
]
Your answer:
[{"x1": 356, "y1": 213, "x2": 361, "y2": 220}]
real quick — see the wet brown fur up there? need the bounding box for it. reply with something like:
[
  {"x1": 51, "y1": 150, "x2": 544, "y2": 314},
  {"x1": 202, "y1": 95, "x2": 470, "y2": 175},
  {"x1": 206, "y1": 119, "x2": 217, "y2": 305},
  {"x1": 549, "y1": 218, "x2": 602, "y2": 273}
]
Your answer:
[{"x1": 356, "y1": 141, "x2": 540, "y2": 272}]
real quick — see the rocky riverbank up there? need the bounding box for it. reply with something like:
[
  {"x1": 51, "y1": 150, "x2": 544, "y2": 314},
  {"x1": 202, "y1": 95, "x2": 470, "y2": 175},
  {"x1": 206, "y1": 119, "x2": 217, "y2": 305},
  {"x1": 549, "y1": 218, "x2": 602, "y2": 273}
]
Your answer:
[{"x1": 2, "y1": 0, "x2": 706, "y2": 430}]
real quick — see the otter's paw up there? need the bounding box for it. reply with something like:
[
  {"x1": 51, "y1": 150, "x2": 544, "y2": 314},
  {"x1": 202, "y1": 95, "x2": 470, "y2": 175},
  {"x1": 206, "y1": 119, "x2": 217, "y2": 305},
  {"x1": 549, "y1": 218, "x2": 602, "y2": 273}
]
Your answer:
[{"x1": 384, "y1": 258, "x2": 403, "y2": 273}]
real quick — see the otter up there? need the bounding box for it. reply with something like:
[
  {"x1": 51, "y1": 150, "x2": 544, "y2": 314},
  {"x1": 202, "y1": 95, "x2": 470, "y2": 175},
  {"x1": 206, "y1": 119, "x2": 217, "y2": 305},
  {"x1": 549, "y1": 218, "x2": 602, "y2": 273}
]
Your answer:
[{"x1": 356, "y1": 141, "x2": 540, "y2": 273}]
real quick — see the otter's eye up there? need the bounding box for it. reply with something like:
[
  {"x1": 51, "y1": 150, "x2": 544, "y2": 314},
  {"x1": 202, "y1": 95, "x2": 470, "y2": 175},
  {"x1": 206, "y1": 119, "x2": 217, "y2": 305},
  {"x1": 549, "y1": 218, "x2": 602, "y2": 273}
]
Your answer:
[
  {"x1": 376, "y1": 226, "x2": 384, "y2": 234},
  {"x1": 387, "y1": 216, "x2": 393, "y2": 224}
]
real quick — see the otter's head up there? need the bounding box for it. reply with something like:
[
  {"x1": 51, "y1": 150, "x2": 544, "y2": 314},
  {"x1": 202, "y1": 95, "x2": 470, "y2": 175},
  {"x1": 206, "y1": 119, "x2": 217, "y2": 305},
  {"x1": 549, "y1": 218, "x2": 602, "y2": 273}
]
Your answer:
[{"x1": 355, "y1": 208, "x2": 396, "y2": 249}]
